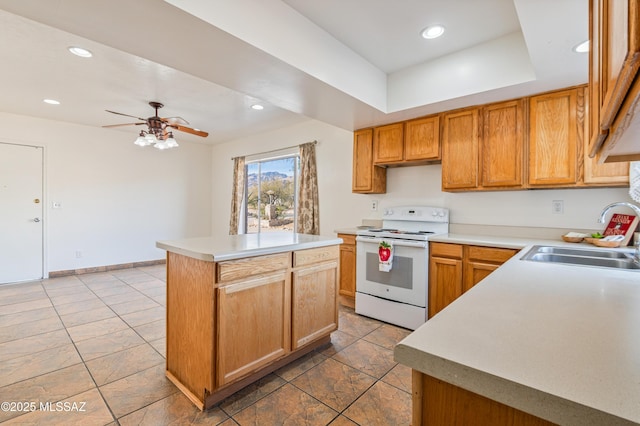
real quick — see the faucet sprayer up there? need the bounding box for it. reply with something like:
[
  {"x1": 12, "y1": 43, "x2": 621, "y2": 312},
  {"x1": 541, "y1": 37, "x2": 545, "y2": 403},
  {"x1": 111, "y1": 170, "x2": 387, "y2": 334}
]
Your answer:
[{"x1": 597, "y1": 202, "x2": 640, "y2": 223}]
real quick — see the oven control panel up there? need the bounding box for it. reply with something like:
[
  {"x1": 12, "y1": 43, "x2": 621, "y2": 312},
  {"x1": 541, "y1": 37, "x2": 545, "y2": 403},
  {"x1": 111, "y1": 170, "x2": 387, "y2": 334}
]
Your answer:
[{"x1": 382, "y1": 206, "x2": 448, "y2": 222}]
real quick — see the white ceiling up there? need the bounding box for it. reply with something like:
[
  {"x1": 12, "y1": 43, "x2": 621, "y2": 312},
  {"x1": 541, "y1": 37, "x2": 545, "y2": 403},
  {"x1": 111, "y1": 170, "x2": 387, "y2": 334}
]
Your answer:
[{"x1": 0, "y1": 0, "x2": 587, "y2": 146}]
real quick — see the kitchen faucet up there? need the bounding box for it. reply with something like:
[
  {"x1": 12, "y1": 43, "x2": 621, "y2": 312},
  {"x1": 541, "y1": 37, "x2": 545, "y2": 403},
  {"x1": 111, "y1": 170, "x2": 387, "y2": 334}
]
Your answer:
[{"x1": 598, "y1": 202, "x2": 640, "y2": 263}]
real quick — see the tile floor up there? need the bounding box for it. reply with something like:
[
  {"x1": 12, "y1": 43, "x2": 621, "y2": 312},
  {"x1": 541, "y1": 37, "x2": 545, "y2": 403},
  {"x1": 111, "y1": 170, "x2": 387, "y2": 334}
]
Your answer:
[{"x1": 0, "y1": 266, "x2": 413, "y2": 425}]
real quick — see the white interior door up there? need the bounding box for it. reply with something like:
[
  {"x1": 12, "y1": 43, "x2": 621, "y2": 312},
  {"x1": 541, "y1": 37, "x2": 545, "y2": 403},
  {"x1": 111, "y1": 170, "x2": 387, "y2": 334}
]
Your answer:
[{"x1": 0, "y1": 143, "x2": 44, "y2": 284}]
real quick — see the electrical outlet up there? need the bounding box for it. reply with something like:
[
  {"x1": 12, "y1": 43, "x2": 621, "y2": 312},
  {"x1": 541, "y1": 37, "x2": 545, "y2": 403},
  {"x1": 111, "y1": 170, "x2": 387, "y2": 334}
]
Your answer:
[
  {"x1": 552, "y1": 200, "x2": 564, "y2": 214},
  {"x1": 75, "y1": 250, "x2": 82, "y2": 258},
  {"x1": 371, "y1": 200, "x2": 378, "y2": 211}
]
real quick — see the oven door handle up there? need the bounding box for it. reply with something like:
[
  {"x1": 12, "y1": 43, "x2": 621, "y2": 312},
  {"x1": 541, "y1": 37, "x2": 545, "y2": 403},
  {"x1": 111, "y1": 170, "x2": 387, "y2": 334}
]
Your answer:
[{"x1": 355, "y1": 236, "x2": 428, "y2": 248}]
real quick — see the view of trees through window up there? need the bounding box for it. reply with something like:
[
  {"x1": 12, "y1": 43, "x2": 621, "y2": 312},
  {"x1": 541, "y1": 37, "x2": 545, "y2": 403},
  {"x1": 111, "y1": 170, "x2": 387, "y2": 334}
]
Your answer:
[{"x1": 246, "y1": 156, "x2": 298, "y2": 233}]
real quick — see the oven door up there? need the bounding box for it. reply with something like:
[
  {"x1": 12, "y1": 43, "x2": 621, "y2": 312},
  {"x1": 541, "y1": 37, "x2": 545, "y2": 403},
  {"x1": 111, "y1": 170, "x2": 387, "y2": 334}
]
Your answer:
[{"x1": 355, "y1": 236, "x2": 428, "y2": 307}]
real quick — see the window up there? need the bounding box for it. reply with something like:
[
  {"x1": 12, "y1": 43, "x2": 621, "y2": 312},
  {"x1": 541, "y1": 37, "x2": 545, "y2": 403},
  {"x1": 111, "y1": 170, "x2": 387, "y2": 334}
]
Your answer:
[{"x1": 244, "y1": 153, "x2": 299, "y2": 234}]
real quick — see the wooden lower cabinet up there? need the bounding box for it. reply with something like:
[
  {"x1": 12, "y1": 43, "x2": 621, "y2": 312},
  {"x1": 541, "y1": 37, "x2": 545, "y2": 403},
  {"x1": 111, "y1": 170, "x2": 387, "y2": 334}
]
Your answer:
[
  {"x1": 337, "y1": 233, "x2": 356, "y2": 306},
  {"x1": 165, "y1": 245, "x2": 339, "y2": 410},
  {"x1": 217, "y1": 272, "x2": 291, "y2": 386},
  {"x1": 412, "y1": 371, "x2": 556, "y2": 425},
  {"x1": 429, "y1": 242, "x2": 517, "y2": 317}
]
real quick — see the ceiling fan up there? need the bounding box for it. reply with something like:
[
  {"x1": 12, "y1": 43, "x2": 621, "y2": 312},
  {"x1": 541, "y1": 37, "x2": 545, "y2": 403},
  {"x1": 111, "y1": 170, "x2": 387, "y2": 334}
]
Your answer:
[{"x1": 103, "y1": 101, "x2": 209, "y2": 149}]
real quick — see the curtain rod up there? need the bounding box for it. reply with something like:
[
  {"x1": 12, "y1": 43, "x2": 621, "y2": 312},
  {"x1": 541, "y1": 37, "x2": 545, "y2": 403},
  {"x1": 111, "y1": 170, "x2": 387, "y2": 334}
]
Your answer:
[{"x1": 231, "y1": 140, "x2": 317, "y2": 160}]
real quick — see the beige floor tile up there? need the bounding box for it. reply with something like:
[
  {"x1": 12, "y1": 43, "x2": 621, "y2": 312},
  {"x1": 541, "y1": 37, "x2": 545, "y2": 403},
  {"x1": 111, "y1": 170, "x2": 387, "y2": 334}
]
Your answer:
[
  {"x1": 338, "y1": 310, "x2": 383, "y2": 338},
  {"x1": 151, "y1": 294, "x2": 166, "y2": 306},
  {"x1": 75, "y1": 328, "x2": 145, "y2": 361},
  {"x1": 342, "y1": 380, "x2": 411, "y2": 426},
  {"x1": 0, "y1": 343, "x2": 82, "y2": 388},
  {"x1": 86, "y1": 343, "x2": 164, "y2": 386},
  {"x1": 274, "y1": 350, "x2": 327, "y2": 381},
  {"x1": 362, "y1": 323, "x2": 411, "y2": 350},
  {"x1": 2, "y1": 387, "x2": 114, "y2": 425},
  {"x1": 120, "y1": 306, "x2": 165, "y2": 327},
  {"x1": 77, "y1": 272, "x2": 121, "y2": 284},
  {"x1": 1, "y1": 297, "x2": 52, "y2": 316},
  {"x1": 318, "y1": 329, "x2": 359, "y2": 357},
  {"x1": 49, "y1": 291, "x2": 100, "y2": 307},
  {"x1": 118, "y1": 392, "x2": 229, "y2": 425},
  {"x1": 66, "y1": 316, "x2": 130, "y2": 343},
  {"x1": 109, "y1": 297, "x2": 161, "y2": 316},
  {"x1": 218, "y1": 374, "x2": 287, "y2": 416},
  {"x1": 0, "y1": 364, "x2": 95, "y2": 423},
  {"x1": 0, "y1": 315, "x2": 64, "y2": 344},
  {"x1": 0, "y1": 329, "x2": 71, "y2": 362},
  {"x1": 129, "y1": 279, "x2": 165, "y2": 291},
  {"x1": 328, "y1": 415, "x2": 360, "y2": 425},
  {"x1": 98, "y1": 290, "x2": 147, "y2": 306},
  {"x1": 0, "y1": 287, "x2": 48, "y2": 306},
  {"x1": 233, "y1": 383, "x2": 338, "y2": 426},
  {"x1": 99, "y1": 364, "x2": 178, "y2": 418},
  {"x1": 0, "y1": 281, "x2": 43, "y2": 296},
  {"x1": 149, "y1": 337, "x2": 166, "y2": 358},
  {"x1": 133, "y1": 319, "x2": 165, "y2": 342},
  {"x1": 0, "y1": 306, "x2": 57, "y2": 328},
  {"x1": 87, "y1": 283, "x2": 133, "y2": 298},
  {"x1": 331, "y1": 339, "x2": 397, "y2": 379},
  {"x1": 41, "y1": 276, "x2": 84, "y2": 288},
  {"x1": 380, "y1": 363, "x2": 412, "y2": 393},
  {"x1": 60, "y1": 305, "x2": 117, "y2": 328},
  {"x1": 54, "y1": 297, "x2": 107, "y2": 316},
  {"x1": 292, "y1": 358, "x2": 376, "y2": 412}
]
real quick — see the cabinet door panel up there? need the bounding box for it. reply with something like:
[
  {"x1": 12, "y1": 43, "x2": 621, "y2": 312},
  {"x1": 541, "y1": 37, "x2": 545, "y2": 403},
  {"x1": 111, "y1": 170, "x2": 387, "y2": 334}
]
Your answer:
[
  {"x1": 463, "y1": 261, "x2": 499, "y2": 293},
  {"x1": 405, "y1": 115, "x2": 440, "y2": 161},
  {"x1": 442, "y1": 109, "x2": 480, "y2": 190},
  {"x1": 292, "y1": 261, "x2": 338, "y2": 349},
  {"x1": 339, "y1": 244, "x2": 356, "y2": 298},
  {"x1": 353, "y1": 129, "x2": 386, "y2": 193},
  {"x1": 482, "y1": 100, "x2": 524, "y2": 188},
  {"x1": 429, "y1": 256, "x2": 463, "y2": 317},
  {"x1": 374, "y1": 123, "x2": 405, "y2": 164},
  {"x1": 529, "y1": 89, "x2": 579, "y2": 186},
  {"x1": 217, "y1": 272, "x2": 290, "y2": 386}
]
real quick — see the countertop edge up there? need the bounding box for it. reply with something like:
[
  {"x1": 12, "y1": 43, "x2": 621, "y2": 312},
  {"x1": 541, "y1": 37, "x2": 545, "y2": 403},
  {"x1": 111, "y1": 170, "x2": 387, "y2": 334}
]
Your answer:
[{"x1": 393, "y1": 345, "x2": 633, "y2": 426}]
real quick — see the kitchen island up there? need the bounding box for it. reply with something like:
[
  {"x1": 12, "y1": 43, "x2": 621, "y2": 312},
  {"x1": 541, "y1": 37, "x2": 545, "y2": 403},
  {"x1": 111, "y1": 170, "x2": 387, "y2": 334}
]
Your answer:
[
  {"x1": 395, "y1": 242, "x2": 640, "y2": 426},
  {"x1": 156, "y1": 232, "x2": 342, "y2": 410}
]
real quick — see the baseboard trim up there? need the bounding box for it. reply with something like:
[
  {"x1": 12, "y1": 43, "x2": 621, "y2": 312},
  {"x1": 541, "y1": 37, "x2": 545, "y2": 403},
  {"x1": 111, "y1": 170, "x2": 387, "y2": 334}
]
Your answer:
[{"x1": 48, "y1": 259, "x2": 166, "y2": 278}]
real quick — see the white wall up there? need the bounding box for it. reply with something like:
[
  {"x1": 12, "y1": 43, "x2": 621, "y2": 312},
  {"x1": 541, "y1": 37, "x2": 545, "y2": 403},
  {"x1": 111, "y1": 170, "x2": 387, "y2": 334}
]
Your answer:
[
  {"x1": 211, "y1": 120, "x2": 632, "y2": 236},
  {"x1": 0, "y1": 112, "x2": 212, "y2": 273}
]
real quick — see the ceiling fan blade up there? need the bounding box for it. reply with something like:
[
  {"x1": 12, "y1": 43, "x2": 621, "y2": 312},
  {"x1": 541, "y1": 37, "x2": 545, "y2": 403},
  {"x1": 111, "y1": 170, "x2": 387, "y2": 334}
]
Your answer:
[
  {"x1": 162, "y1": 116, "x2": 190, "y2": 126},
  {"x1": 105, "y1": 110, "x2": 147, "y2": 121},
  {"x1": 170, "y1": 124, "x2": 209, "y2": 138},
  {"x1": 102, "y1": 122, "x2": 146, "y2": 128}
]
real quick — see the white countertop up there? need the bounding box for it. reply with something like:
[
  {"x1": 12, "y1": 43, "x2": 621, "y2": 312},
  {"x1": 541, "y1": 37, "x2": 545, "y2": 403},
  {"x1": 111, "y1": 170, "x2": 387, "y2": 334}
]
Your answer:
[
  {"x1": 156, "y1": 232, "x2": 343, "y2": 262},
  {"x1": 395, "y1": 239, "x2": 640, "y2": 425}
]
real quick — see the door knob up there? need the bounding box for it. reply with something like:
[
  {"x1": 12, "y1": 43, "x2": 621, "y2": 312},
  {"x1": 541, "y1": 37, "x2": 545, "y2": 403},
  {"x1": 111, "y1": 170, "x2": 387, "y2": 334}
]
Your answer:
[{"x1": 33, "y1": 218, "x2": 40, "y2": 222}]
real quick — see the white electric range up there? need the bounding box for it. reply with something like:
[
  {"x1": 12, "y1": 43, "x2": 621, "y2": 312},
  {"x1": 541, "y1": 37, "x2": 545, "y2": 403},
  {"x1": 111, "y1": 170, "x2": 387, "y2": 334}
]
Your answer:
[{"x1": 355, "y1": 206, "x2": 449, "y2": 330}]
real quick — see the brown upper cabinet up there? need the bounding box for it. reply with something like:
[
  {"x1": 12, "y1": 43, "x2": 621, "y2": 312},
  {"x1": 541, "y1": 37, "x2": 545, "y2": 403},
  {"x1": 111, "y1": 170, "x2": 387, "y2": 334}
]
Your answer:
[
  {"x1": 373, "y1": 115, "x2": 441, "y2": 166},
  {"x1": 528, "y1": 88, "x2": 581, "y2": 187},
  {"x1": 589, "y1": 0, "x2": 640, "y2": 162},
  {"x1": 442, "y1": 100, "x2": 524, "y2": 191},
  {"x1": 441, "y1": 108, "x2": 480, "y2": 191},
  {"x1": 352, "y1": 128, "x2": 386, "y2": 194}
]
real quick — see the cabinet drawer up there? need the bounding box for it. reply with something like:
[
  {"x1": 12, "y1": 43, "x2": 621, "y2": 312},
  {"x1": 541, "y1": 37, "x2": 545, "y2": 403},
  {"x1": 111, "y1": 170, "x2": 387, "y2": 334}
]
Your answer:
[
  {"x1": 338, "y1": 233, "x2": 356, "y2": 245},
  {"x1": 217, "y1": 252, "x2": 291, "y2": 282},
  {"x1": 466, "y1": 246, "x2": 517, "y2": 263},
  {"x1": 294, "y1": 245, "x2": 339, "y2": 267},
  {"x1": 430, "y1": 242, "x2": 463, "y2": 259}
]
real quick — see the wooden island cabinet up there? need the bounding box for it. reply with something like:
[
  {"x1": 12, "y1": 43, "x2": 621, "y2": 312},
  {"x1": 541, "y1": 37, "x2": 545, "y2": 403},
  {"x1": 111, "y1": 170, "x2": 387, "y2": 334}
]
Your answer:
[{"x1": 157, "y1": 233, "x2": 341, "y2": 410}]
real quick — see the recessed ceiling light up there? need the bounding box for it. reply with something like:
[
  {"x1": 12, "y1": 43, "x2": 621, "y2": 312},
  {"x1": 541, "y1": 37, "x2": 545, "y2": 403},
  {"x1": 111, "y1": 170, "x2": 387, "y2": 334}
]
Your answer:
[
  {"x1": 573, "y1": 40, "x2": 589, "y2": 53},
  {"x1": 251, "y1": 104, "x2": 264, "y2": 110},
  {"x1": 421, "y1": 25, "x2": 445, "y2": 39},
  {"x1": 68, "y1": 46, "x2": 93, "y2": 58},
  {"x1": 43, "y1": 99, "x2": 60, "y2": 105}
]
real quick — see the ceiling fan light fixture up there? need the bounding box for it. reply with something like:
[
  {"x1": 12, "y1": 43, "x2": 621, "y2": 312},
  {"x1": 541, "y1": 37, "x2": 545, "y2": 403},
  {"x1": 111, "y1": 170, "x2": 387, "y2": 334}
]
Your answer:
[
  {"x1": 43, "y1": 99, "x2": 60, "y2": 105},
  {"x1": 165, "y1": 133, "x2": 179, "y2": 148},
  {"x1": 134, "y1": 131, "x2": 150, "y2": 147},
  {"x1": 154, "y1": 140, "x2": 170, "y2": 150},
  {"x1": 421, "y1": 25, "x2": 445, "y2": 39},
  {"x1": 573, "y1": 40, "x2": 589, "y2": 53}
]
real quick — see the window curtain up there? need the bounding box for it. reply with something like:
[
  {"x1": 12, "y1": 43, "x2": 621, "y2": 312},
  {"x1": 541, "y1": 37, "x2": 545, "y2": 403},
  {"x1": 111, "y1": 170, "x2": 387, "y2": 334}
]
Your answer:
[
  {"x1": 296, "y1": 142, "x2": 319, "y2": 235},
  {"x1": 229, "y1": 156, "x2": 246, "y2": 235}
]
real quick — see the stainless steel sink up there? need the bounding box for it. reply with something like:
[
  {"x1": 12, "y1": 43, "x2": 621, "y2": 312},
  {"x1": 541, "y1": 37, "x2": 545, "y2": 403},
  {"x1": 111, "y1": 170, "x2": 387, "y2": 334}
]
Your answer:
[
  {"x1": 532, "y1": 246, "x2": 631, "y2": 259},
  {"x1": 521, "y1": 245, "x2": 640, "y2": 270}
]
